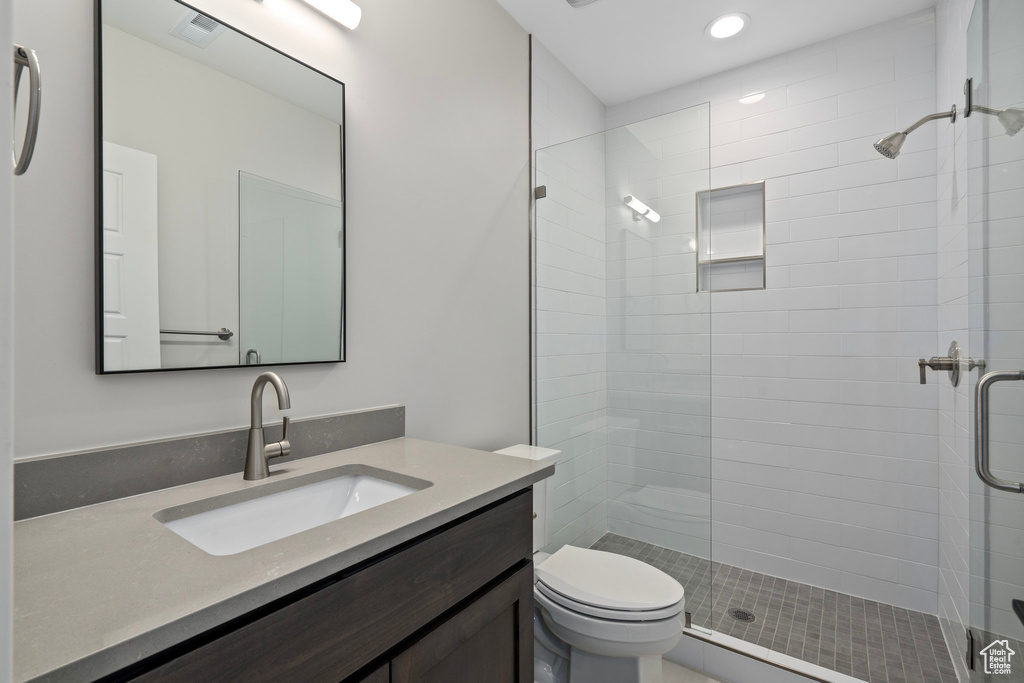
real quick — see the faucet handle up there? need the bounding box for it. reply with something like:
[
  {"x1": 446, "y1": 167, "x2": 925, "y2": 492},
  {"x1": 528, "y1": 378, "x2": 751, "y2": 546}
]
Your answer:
[
  {"x1": 265, "y1": 417, "x2": 291, "y2": 460},
  {"x1": 277, "y1": 417, "x2": 291, "y2": 458}
]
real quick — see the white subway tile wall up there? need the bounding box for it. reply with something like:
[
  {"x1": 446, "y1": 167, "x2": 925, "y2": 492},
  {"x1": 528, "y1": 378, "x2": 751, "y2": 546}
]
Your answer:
[
  {"x1": 532, "y1": 40, "x2": 610, "y2": 551},
  {"x1": 604, "y1": 10, "x2": 941, "y2": 614}
]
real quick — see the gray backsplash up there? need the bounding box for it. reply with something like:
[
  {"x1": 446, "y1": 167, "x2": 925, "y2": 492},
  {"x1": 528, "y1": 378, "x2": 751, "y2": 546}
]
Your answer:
[{"x1": 15, "y1": 405, "x2": 405, "y2": 520}]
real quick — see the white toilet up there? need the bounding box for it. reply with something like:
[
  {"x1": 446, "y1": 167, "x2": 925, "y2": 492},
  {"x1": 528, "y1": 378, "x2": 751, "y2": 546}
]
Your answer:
[{"x1": 495, "y1": 446, "x2": 686, "y2": 683}]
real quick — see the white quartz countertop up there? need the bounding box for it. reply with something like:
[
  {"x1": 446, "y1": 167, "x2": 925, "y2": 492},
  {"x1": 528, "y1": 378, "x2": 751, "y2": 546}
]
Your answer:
[{"x1": 14, "y1": 437, "x2": 553, "y2": 683}]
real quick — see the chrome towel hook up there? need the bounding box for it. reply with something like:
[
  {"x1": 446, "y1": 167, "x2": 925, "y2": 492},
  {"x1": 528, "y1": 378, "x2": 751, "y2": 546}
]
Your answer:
[{"x1": 12, "y1": 43, "x2": 41, "y2": 176}]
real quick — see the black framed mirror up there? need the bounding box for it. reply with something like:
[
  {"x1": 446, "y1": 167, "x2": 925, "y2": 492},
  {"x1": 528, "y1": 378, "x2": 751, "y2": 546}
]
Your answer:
[{"x1": 95, "y1": 0, "x2": 345, "y2": 374}]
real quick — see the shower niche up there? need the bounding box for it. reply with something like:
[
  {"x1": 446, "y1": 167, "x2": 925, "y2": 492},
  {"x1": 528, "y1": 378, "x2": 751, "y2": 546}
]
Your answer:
[{"x1": 696, "y1": 181, "x2": 765, "y2": 292}]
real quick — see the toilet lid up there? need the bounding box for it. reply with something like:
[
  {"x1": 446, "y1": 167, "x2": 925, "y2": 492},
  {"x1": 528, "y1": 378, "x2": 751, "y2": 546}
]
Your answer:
[{"x1": 535, "y1": 546, "x2": 684, "y2": 611}]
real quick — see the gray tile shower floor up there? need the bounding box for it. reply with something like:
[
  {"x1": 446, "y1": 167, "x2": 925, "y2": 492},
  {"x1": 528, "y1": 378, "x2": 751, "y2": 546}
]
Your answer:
[{"x1": 591, "y1": 533, "x2": 959, "y2": 683}]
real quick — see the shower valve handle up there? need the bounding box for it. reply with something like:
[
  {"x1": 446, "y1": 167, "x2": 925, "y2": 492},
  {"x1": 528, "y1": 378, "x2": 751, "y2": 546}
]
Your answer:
[
  {"x1": 919, "y1": 357, "x2": 957, "y2": 384},
  {"x1": 919, "y1": 342, "x2": 963, "y2": 386}
]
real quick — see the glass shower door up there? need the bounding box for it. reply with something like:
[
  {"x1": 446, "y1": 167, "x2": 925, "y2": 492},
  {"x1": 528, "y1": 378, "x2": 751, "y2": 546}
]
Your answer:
[
  {"x1": 532, "y1": 103, "x2": 713, "y2": 629},
  {"x1": 238, "y1": 172, "x2": 343, "y2": 365},
  {"x1": 967, "y1": 0, "x2": 1024, "y2": 679}
]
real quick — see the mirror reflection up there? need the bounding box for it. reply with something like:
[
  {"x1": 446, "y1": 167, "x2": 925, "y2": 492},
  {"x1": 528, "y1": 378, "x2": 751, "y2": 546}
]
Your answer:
[{"x1": 98, "y1": 0, "x2": 345, "y2": 373}]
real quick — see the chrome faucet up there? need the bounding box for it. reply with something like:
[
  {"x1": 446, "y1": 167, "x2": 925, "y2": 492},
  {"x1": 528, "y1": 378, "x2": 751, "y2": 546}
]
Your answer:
[{"x1": 243, "y1": 371, "x2": 292, "y2": 480}]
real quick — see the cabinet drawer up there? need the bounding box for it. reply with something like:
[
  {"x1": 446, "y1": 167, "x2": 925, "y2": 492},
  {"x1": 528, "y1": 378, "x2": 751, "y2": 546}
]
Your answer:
[{"x1": 126, "y1": 490, "x2": 532, "y2": 683}]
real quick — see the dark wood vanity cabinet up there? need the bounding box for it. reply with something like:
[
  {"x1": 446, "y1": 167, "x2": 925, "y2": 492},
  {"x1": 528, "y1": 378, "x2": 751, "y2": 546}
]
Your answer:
[
  {"x1": 390, "y1": 563, "x2": 533, "y2": 683},
  {"x1": 356, "y1": 666, "x2": 391, "y2": 683},
  {"x1": 113, "y1": 490, "x2": 534, "y2": 683}
]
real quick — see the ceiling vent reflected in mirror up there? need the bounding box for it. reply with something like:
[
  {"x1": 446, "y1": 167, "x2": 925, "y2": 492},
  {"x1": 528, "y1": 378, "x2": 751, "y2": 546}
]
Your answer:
[
  {"x1": 169, "y1": 11, "x2": 226, "y2": 48},
  {"x1": 565, "y1": 0, "x2": 603, "y2": 8}
]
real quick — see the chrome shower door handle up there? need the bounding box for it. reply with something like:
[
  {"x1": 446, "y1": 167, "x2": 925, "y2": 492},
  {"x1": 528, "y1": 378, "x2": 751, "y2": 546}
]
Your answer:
[
  {"x1": 12, "y1": 44, "x2": 41, "y2": 176},
  {"x1": 974, "y1": 370, "x2": 1024, "y2": 494}
]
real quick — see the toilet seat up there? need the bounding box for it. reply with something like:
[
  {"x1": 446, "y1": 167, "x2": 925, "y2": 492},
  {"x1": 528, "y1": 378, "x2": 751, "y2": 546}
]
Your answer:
[
  {"x1": 536, "y1": 581, "x2": 685, "y2": 622},
  {"x1": 533, "y1": 588, "x2": 684, "y2": 659},
  {"x1": 535, "y1": 546, "x2": 684, "y2": 612}
]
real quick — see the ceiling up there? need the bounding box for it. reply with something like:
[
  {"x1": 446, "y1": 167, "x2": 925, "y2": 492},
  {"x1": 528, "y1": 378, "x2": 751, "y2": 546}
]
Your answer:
[
  {"x1": 495, "y1": 0, "x2": 938, "y2": 105},
  {"x1": 103, "y1": 0, "x2": 343, "y2": 122}
]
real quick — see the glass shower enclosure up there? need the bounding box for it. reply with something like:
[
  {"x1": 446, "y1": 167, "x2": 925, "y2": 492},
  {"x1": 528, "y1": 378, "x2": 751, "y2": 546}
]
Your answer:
[
  {"x1": 967, "y1": 0, "x2": 1024, "y2": 679},
  {"x1": 532, "y1": 4, "x2": 1024, "y2": 679},
  {"x1": 533, "y1": 103, "x2": 713, "y2": 629}
]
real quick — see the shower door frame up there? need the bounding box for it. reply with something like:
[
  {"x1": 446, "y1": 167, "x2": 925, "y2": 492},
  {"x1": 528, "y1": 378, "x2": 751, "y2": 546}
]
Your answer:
[{"x1": 966, "y1": 0, "x2": 1024, "y2": 677}]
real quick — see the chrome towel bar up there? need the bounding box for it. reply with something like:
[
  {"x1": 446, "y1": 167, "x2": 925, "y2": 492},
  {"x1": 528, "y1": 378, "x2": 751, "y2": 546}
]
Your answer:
[
  {"x1": 13, "y1": 43, "x2": 41, "y2": 176},
  {"x1": 160, "y1": 328, "x2": 234, "y2": 341}
]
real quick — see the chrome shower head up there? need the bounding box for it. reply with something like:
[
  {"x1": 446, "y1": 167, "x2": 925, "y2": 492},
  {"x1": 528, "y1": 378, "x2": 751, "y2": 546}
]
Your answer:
[
  {"x1": 874, "y1": 132, "x2": 907, "y2": 159},
  {"x1": 997, "y1": 108, "x2": 1024, "y2": 136},
  {"x1": 874, "y1": 105, "x2": 956, "y2": 159},
  {"x1": 968, "y1": 104, "x2": 1024, "y2": 136}
]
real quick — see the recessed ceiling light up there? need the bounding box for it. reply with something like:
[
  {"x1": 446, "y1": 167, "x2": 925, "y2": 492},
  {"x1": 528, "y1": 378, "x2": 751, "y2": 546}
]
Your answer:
[
  {"x1": 739, "y1": 92, "x2": 765, "y2": 104},
  {"x1": 706, "y1": 13, "x2": 749, "y2": 39}
]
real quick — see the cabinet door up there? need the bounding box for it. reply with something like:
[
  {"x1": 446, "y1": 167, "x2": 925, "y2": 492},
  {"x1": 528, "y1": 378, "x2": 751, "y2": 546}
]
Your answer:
[
  {"x1": 354, "y1": 664, "x2": 389, "y2": 683},
  {"x1": 391, "y1": 564, "x2": 533, "y2": 683}
]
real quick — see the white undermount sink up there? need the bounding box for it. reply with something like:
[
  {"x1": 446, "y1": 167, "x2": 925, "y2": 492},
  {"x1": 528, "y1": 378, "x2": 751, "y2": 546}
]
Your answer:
[{"x1": 156, "y1": 466, "x2": 431, "y2": 556}]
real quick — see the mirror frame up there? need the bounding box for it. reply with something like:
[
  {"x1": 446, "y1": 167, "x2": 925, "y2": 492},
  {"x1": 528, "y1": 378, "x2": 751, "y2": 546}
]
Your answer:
[{"x1": 94, "y1": 0, "x2": 347, "y2": 374}]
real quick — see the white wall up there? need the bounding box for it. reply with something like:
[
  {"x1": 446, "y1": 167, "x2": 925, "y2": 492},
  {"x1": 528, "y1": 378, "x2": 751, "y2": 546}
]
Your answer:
[
  {"x1": 604, "y1": 10, "x2": 942, "y2": 614},
  {"x1": 103, "y1": 26, "x2": 342, "y2": 369},
  {"x1": 1, "y1": 0, "x2": 14, "y2": 674},
  {"x1": 934, "y1": 0, "x2": 973, "y2": 675},
  {"x1": 530, "y1": 39, "x2": 605, "y2": 152},
  {"x1": 11, "y1": 0, "x2": 530, "y2": 458},
  {"x1": 532, "y1": 38, "x2": 609, "y2": 550}
]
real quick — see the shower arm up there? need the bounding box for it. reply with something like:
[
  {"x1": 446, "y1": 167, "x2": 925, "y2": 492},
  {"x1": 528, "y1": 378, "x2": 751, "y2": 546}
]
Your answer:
[
  {"x1": 902, "y1": 105, "x2": 957, "y2": 135},
  {"x1": 971, "y1": 105, "x2": 1002, "y2": 117}
]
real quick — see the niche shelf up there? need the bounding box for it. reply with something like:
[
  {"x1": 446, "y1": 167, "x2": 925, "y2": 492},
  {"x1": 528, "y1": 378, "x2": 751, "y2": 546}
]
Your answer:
[{"x1": 696, "y1": 181, "x2": 766, "y2": 293}]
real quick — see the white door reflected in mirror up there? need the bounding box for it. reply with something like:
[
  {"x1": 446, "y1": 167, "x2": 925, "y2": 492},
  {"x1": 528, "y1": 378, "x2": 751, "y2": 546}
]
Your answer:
[{"x1": 102, "y1": 142, "x2": 161, "y2": 372}]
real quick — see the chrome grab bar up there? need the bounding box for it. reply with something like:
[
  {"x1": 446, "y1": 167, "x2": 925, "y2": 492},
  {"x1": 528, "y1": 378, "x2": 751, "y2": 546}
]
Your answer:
[
  {"x1": 974, "y1": 370, "x2": 1024, "y2": 494},
  {"x1": 12, "y1": 44, "x2": 41, "y2": 176},
  {"x1": 159, "y1": 327, "x2": 234, "y2": 341},
  {"x1": 245, "y1": 348, "x2": 261, "y2": 364}
]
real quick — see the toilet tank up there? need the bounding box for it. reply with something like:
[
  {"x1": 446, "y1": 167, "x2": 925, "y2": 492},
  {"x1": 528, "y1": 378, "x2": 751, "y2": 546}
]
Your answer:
[{"x1": 494, "y1": 445, "x2": 560, "y2": 553}]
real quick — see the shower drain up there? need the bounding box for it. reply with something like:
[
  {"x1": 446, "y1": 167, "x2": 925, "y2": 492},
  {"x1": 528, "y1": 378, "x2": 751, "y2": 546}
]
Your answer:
[{"x1": 728, "y1": 608, "x2": 756, "y2": 623}]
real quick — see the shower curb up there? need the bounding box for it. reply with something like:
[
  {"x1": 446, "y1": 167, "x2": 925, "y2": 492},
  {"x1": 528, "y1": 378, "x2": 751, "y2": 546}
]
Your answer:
[{"x1": 670, "y1": 628, "x2": 867, "y2": 683}]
